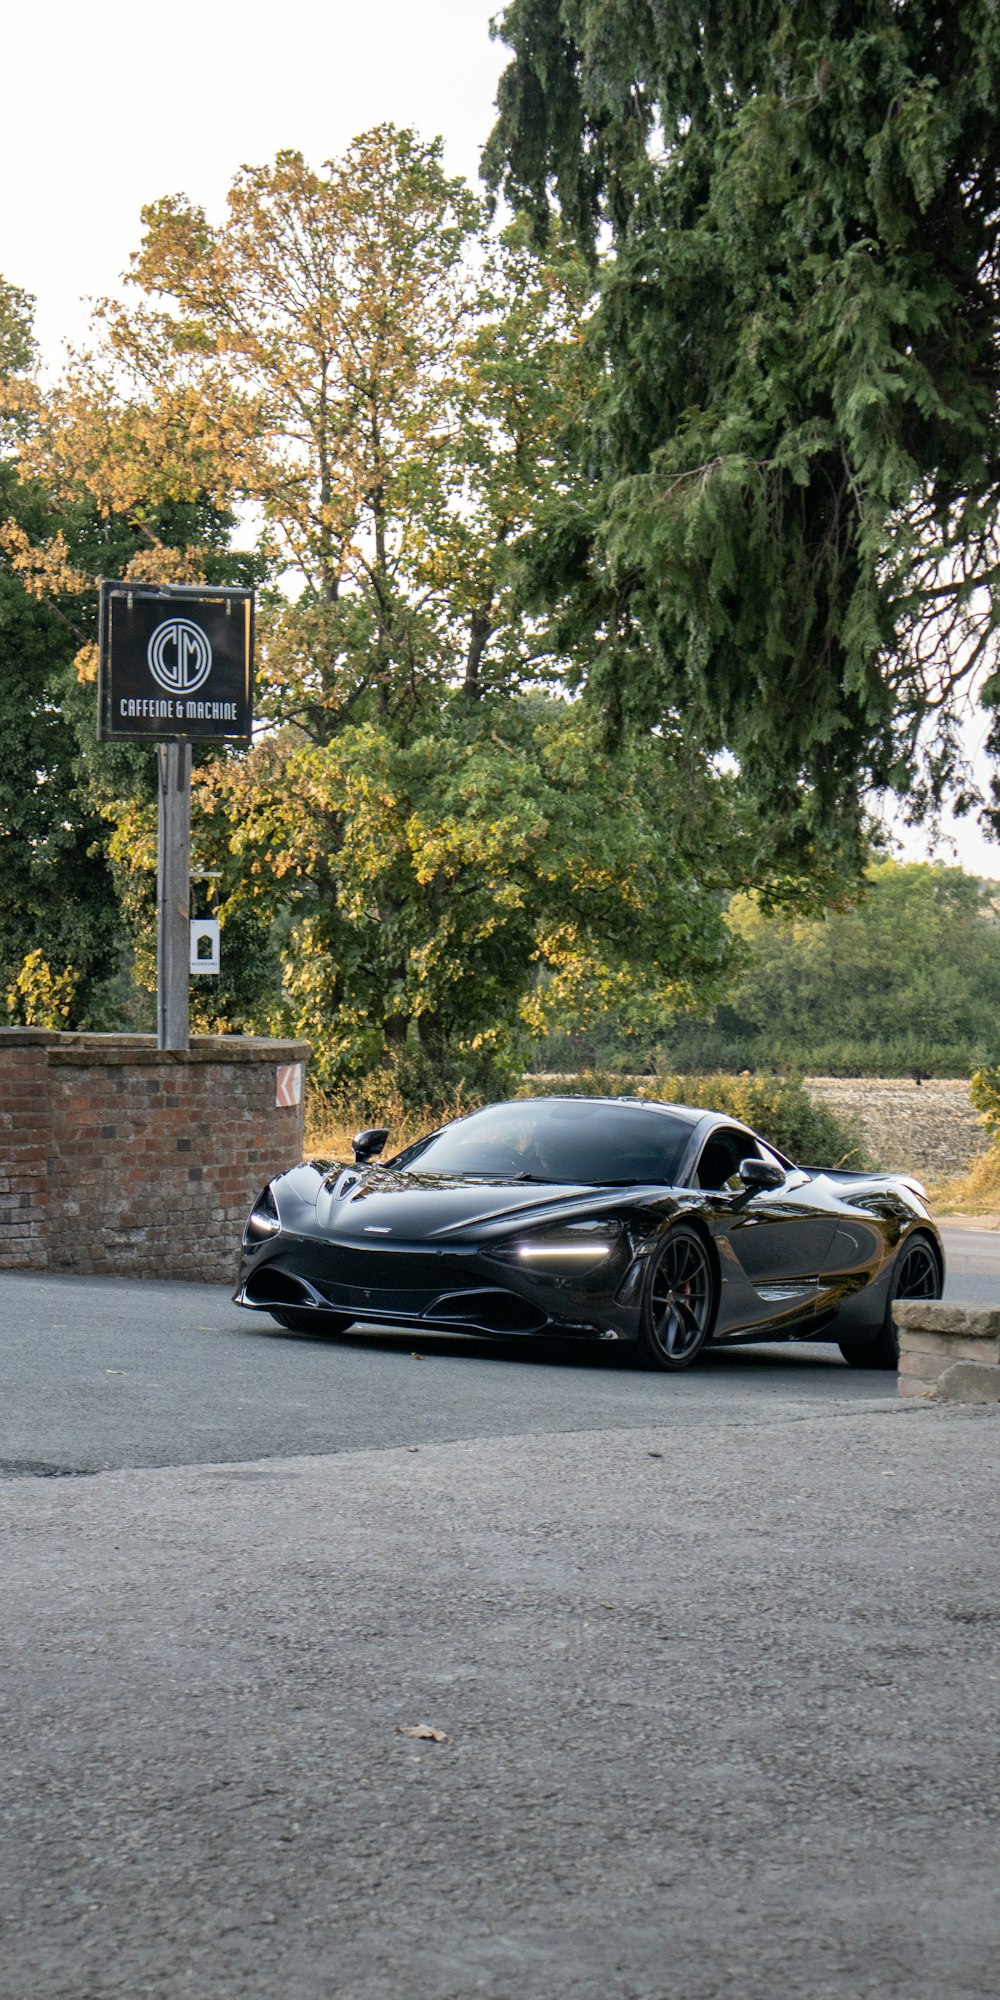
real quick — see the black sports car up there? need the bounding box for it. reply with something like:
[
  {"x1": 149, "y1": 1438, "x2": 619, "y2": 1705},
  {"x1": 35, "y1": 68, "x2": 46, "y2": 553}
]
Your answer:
[{"x1": 234, "y1": 1095, "x2": 944, "y2": 1370}]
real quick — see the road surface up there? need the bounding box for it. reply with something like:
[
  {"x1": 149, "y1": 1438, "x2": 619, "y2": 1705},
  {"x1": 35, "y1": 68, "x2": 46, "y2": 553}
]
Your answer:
[
  {"x1": 0, "y1": 1223, "x2": 992, "y2": 1478},
  {"x1": 1, "y1": 1225, "x2": 997, "y2": 2000}
]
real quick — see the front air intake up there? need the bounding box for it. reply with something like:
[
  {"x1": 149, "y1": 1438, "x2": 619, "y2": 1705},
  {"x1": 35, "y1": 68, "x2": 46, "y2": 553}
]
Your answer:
[
  {"x1": 244, "y1": 1269, "x2": 320, "y2": 1309},
  {"x1": 428, "y1": 1289, "x2": 548, "y2": 1335}
]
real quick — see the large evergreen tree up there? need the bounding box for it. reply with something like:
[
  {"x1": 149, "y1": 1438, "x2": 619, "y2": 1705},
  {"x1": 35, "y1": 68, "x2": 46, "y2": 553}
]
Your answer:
[{"x1": 485, "y1": 3, "x2": 1000, "y2": 859}]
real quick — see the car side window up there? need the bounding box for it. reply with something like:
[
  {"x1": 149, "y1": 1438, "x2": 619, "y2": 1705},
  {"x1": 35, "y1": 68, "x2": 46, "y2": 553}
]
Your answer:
[
  {"x1": 693, "y1": 1130, "x2": 789, "y2": 1192},
  {"x1": 694, "y1": 1128, "x2": 755, "y2": 1191}
]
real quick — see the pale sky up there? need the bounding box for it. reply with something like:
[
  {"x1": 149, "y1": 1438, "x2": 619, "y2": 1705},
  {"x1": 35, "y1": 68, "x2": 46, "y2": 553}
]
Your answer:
[
  {"x1": 3, "y1": 0, "x2": 997, "y2": 877},
  {"x1": 1, "y1": 0, "x2": 507, "y2": 360}
]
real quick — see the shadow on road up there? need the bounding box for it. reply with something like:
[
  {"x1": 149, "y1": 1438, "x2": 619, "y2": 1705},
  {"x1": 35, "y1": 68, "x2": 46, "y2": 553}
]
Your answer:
[{"x1": 240, "y1": 1317, "x2": 860, "y2": 1375}]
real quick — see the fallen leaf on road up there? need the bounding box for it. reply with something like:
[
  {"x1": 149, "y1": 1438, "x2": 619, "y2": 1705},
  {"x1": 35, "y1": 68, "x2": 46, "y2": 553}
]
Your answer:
[{"x1": 397, "y1": 1725, "x2": 447, "y2": 1742}]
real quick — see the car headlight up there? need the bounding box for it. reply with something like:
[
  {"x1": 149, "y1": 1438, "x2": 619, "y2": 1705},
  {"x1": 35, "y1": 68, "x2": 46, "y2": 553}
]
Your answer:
[
  {"x1": 243, "y1": 1183, "x2": 281, "y2": 1246},
  {"x1": 493, "y1": 1220, "x2": 625, "y2": 1274}
]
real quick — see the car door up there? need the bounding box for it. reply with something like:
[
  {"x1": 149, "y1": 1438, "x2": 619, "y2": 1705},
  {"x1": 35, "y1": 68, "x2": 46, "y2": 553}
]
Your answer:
[{"x1": 693, "y1": 1126, "x2": 839, "y2": 1290}]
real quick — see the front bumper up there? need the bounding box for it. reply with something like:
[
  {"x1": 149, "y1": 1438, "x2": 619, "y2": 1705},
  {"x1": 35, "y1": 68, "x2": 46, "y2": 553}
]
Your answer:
[{"x1": 234, "y1": 1233, "x2": 639, "y2": 1341}]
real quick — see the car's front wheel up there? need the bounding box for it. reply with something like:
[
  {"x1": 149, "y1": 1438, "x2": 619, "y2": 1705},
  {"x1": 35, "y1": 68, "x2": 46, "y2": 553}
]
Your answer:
[
  {"x1": 838, "y1": 1230, "x2": 941, "y2": 1369},
  {"x1": 268, "y1": 1308, "x2": 355, "y2": 1335},
  {"x1": 638, "y1": 1225, "x2": 716, "y2": 1371}
]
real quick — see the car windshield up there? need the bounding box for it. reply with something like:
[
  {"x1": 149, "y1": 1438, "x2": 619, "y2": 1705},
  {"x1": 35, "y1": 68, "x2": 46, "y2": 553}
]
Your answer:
[{"x1": 392, "y1": 1099, "x2": 693, "y2": 1186}]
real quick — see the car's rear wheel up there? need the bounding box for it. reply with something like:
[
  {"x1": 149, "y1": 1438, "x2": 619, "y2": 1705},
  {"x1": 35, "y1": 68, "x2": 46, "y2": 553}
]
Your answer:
[
  {"x1": 638, "y1": 1225, "x2": 716, "y2": 1371},
  {"x1": 838, "y1": 1231, "x2": 941, "y2": 1369},
  {"x1": 268, "y1": 1308, "x2": 355, "y2": 1335}
]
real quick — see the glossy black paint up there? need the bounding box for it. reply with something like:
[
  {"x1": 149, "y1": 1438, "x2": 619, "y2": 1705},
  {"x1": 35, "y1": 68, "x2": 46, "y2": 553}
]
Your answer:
[{"x1": 233, "y1": 1096, "x2": 944, "y2": 1354}]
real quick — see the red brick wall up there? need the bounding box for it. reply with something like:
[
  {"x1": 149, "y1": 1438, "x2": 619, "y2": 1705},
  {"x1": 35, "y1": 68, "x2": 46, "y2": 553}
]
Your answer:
[
  {"x1": 0, "y1": 1035, "x2": 308, "y2": 1283},
  {"x1": 0, "y1": 1036, "x2": 52, "y2": 1268}
]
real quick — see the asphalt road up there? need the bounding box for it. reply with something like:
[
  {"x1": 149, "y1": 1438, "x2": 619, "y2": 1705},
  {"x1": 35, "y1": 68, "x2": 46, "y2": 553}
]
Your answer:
[
  {"x1": 2, "y1": 1226, "x2": 998, "y2": 2000},
  {"x1": 0, "y1": 1224, "x2": 993, "y2": 1478},
  {"x1": 0, "y1": 1275, "x2": 899, "y2": 1479}
]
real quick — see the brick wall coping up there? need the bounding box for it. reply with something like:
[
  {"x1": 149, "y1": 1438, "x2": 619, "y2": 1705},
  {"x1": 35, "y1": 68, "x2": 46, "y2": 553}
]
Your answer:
[
  {"x1": 893, "y1": 1301, "x2": 1000, "y2": 1338},
  {"x1": 0, "y1": 1030, "x2": 309, "y2": 1068},
  {"x1": 893, "y1": 1299, "x2": 1000, "y2": 1403}
]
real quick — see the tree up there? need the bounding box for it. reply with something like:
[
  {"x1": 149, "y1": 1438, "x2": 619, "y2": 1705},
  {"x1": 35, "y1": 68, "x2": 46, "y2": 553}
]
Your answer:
[
  {"x1": 485, "y1": 3, "x2": 1000, "y2": 859},
  {"x1": 1, "y1": 240, "x2": 280, "y2": 1029},
  {"x1": 147, "y1": 133, "x2": 765, "y2": 1086},
  {"x1": 101, "y1": 132, "x2": 592, "y2": 728},
  {"x1": 661, "y1": 861, "x2": 1000, "y2": 1076},
  {"x1": 0, "y1": 279, "x2": 126, "y2": 1024},
  {"x1": 13, "y1": 130, "x2": 765, "y2": 1088}
]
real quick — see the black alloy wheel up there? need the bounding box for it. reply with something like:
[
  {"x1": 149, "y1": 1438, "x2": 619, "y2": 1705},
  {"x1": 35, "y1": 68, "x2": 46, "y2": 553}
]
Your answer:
[
  {"x1": 269, "y1": 1308, "x2": 355, "y2": 1335},
  {"x1": 838, "y1": 1231, "x2": 942, "y2": 1370},
  {"x1": 639, "y1": 1225, "x2": 716, "y2": 1371}
]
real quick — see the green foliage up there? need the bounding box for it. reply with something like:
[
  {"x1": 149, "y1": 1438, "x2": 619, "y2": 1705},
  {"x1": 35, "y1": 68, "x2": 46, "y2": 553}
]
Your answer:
[
  {"x1": 520, "y1": 1068, "x2": 868, "y2": 1168},
  {"x1": 0, "y1": 285, "x2": 126, "y2": 1022},
  {"x1": 319, "y1": 1045, "x2": 520, "y2": 1129},
  {"x1": 0, "y1": 269, "x2": 277, "y2": 1033},
  {"x1": 0, "y1": 470, "x2": 267, "y2": 1028},
  {"x1": 215, "y1": 696, "x2": 743, "y2": 1088},
  {"x1": 659, "y1": 861, "x2": 1000, "y2": 1076},
  {"x1": 970, "y1": 1064, "x2": 1000, "y2": 1144},
  {"x1": 0, "y1": 278, "x2": 36, "y2": 445},
  {"x1": 486, "y1": 4, "x2": 1000, "y2": 848}
]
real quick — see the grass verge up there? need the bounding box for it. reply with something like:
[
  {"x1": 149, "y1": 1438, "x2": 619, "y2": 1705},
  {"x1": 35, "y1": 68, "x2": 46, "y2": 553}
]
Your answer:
[{"x1": 928, "y1": 1148, "x2": 1000, "y2": 1216}]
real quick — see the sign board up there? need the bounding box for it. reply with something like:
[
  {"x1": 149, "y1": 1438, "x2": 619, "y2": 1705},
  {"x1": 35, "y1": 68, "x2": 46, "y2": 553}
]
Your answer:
[
  {"x1": 276, "y1": 1063, "x2": 303, "y2": 1108},
  {"x1": 189, "y1": 919, "x2": 221, "y2": 975},
  {"x1": 98, "y1": 581, "x2": 254, "y2": 743}
]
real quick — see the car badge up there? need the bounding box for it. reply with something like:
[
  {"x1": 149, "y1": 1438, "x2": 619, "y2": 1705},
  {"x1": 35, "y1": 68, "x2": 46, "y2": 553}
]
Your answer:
[{"x1": 364, "y1": 1225, "x2": 392, "y2": 1234}]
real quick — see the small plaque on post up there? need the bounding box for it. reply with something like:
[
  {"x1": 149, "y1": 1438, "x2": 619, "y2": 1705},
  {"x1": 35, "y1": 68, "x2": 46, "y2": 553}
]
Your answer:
[{"x1": 190, "y1": 920, "x2": 221, "y2": 975}]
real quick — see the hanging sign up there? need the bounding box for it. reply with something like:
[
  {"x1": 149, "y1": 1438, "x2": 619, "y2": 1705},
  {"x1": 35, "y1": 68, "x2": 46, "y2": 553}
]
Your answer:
[{"x1": 97, "y1": 581, "x2": 254, "y2": 743}]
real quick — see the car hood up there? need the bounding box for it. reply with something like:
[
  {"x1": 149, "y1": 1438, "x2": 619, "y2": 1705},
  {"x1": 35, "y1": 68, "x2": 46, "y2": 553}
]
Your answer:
[{"x1": 306, "y1": 1165, "x2": 635, "y2": 1242}]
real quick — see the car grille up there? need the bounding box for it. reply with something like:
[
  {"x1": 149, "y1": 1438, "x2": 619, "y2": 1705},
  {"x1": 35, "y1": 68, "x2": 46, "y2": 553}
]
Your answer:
[{"x1": 293, "y1": 1241, "x2": 486, "y2": 1298}]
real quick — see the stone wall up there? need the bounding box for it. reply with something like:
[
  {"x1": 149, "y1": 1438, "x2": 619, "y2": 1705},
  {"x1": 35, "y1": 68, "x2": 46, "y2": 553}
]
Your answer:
[
  {"x1": 804, "y1": 1076, "x2": 987, "y2": 1178},
  {"x1": 0, "y1": 1031, "x2": 309, "y2": 1283},
  {"x1": 894, "y1": 1300, "x2": 1000, "y2": 1403}
]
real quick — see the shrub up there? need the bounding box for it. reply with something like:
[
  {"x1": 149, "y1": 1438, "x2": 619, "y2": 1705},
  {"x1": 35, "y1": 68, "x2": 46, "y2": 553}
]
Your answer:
[{"x1": 970, "y1": 1065, "x2": 1000, "y2": 1143}]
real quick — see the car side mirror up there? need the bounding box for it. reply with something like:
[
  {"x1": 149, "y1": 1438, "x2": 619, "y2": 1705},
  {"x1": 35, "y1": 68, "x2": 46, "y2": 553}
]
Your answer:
[
  {"x1": 352, "y1": 1127, "x2": 389, "y2": 1164},
  {"x1": 738, "y1": 1157, "x2": 785, "y2": 1195}
]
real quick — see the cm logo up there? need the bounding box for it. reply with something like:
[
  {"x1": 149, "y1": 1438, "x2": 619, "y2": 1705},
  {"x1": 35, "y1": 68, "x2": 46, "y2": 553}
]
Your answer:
[{"x1": 147, "y1": 617, "x2": 213, "y2": 695}]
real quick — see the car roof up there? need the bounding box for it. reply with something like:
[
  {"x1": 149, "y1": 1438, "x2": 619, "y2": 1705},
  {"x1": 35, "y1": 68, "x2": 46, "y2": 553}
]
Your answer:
[
  {"x1": 502, "y1": 1095, "x2": 707, "y2": 1128},
  {"x1": 504, "y1": 1097, "x2": 776, "y2": 1153}
]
